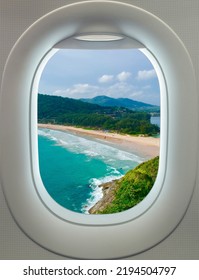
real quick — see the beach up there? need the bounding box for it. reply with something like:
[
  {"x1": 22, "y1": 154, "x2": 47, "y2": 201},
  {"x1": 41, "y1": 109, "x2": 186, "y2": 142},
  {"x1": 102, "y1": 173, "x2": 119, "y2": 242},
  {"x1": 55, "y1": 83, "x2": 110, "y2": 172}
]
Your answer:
[{"x1": 38, "y1": 123, "x2": 160, "y2": 159}]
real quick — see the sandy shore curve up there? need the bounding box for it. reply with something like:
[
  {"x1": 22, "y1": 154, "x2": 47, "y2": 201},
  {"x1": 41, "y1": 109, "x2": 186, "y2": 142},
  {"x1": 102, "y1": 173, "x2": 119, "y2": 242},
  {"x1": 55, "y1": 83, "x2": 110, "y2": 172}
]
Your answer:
[{"x1": 38, "y1": 123, "x2": 160, "y2": 159}]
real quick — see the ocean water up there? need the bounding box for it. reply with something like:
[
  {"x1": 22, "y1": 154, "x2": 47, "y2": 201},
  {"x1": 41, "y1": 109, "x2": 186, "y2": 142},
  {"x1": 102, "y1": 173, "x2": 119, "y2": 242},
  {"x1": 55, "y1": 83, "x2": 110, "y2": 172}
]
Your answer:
[
  {"x1": 38, "y1": 129, "x2": 144, "y2": 214},
  {"x1": 150, "y1": 116, "x2": 160, "y2": 127}
]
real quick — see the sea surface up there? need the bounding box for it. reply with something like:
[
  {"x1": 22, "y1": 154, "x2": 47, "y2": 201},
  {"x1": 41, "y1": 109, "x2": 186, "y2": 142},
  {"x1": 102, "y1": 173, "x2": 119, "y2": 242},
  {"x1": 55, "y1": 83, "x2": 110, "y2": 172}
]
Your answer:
[
  {"x1": 150, "y1": 115, "x2": 160, "y2": 127},
  {"x1": 38, "y1": 129, "x2": 144, "y2": 213}
]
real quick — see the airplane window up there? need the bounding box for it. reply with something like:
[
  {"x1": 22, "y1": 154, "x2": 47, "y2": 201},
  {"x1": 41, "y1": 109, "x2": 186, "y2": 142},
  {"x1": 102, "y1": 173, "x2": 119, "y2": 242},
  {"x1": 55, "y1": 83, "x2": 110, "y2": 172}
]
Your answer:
[
  {"x1": 0, "y1": 0, "x2": 196, "y2": 259},
  {"x1": 37, "y1": 48, "x2": 160, "y2": 214}
]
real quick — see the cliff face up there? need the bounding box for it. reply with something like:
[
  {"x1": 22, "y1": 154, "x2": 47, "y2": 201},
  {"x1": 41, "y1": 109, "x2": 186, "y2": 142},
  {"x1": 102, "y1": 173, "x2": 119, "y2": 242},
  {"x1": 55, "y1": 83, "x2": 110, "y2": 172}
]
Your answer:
[
  {"x1": 89, "y1": 179, "x2": 120, "y2": 214},
  {"x1": 89, "y1": 156, "x2": 159, "y2": 214}
]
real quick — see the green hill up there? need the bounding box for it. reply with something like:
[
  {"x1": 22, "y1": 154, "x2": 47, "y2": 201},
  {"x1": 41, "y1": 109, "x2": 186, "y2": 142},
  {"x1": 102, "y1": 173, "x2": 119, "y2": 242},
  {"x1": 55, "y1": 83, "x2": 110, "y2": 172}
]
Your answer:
[
  {"x1": 81, "y1": 95, "x2": 160, "y2": 112},
  {"x1": 89, "y1": 156, "x2": 159, "y2": 214},
  {"x1": 38, "y1": 94, "x2": 159, "y2": 136}
]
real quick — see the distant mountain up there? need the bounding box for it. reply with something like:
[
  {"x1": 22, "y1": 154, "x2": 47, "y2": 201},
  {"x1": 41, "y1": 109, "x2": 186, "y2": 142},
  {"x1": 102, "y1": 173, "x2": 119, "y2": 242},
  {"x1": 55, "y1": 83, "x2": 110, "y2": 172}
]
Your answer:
[
  {"x1": 80, "y1": 95, "x2": 159, "y2": 112},
  {"x1": 38, "y1": 94, "x2": 159, "y2": 136}
]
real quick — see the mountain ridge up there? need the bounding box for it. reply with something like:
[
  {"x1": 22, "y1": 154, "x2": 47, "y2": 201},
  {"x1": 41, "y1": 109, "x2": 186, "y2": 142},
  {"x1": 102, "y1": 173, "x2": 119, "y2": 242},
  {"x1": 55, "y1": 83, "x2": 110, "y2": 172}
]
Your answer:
[{"x1": 80, "y1": 95, "x2": 159, "y2": 112}]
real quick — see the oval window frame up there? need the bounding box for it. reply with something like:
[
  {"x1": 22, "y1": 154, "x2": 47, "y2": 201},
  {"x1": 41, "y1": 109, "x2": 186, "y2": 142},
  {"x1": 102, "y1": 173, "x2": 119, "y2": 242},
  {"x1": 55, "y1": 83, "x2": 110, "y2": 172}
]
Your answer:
[
  {"x1": 33, "y1": 40, "x2": 164, "y2": 225},
  {"x1": 0, "y1": 1, "x2": 197, "y2": 259}
]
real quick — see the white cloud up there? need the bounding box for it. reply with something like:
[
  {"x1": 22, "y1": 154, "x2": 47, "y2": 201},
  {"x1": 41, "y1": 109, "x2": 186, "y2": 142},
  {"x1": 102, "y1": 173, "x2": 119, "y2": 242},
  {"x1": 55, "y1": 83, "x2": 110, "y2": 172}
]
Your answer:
[
  {"x1": 105, "y1": 82, "x2": 136, "y2": 98},
  {"x1": 53, "y1": 83, "x2": 100, "y2": 99},
  {"x1": 53, "y1": 81, "x2": 136, "y2": 100},
  {"x1": 98, "y1": 75, "x2": 114, "y2": 83},
  {"x1": 137, "y1": 69, "x2": 156, "y2": 80},
  {"x1": 98, "y1": 71, "x2": 132, "y2": 84},
  {"x1": 129, "y1": 91, "x2": 143, "y2": 99},
  {"x1": 51, "y1": 80, "x2": 160, "y2": 104},
  {"x1": 117, "y1": 71, "x2": 131, "y2": 82},
  {"x1": 142, "y1": 85, "x2": 151, "y2": 90}
]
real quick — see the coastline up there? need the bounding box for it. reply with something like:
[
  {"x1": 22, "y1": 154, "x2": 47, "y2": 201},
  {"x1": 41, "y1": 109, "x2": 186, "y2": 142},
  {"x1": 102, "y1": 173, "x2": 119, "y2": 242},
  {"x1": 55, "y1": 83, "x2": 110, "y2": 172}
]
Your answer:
[
  {"x1": 88, "y1": 179, "x2": 119, "y2": 214},
  {"x1": 38, "y1": 123, "x2": 160, "y2": 159}
]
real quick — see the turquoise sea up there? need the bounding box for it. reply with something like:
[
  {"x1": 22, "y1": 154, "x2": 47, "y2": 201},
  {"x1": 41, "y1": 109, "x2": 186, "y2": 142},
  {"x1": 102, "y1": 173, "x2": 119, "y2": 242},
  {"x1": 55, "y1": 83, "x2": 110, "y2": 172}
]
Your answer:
[{"x1": 38, "y1": 129, "x2": 144, "y2": 213}]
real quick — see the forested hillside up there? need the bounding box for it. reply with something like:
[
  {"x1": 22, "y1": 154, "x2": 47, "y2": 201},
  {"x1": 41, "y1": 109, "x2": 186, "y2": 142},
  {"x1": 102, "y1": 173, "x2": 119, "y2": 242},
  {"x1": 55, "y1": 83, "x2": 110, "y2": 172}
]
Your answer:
[
  {"x1": 89, "y1": 156, "x2": 159, "y2": 214},
  {"x1": 38, "y1": 94, "x2": 159, "y2": 135}
]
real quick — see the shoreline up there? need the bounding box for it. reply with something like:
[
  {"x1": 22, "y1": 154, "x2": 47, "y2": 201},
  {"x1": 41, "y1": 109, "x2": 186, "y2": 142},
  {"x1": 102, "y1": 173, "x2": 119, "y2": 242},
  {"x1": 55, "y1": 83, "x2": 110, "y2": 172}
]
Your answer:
[
  {"x1": 88, "y1": 179, "x2": 119, "y2": 214},
  {"x1": 38, "y1": 123, "x2": 160, "y2": 159},
  {"x1": 38, "y1": 123, "x2": 160, "y2": 214}
]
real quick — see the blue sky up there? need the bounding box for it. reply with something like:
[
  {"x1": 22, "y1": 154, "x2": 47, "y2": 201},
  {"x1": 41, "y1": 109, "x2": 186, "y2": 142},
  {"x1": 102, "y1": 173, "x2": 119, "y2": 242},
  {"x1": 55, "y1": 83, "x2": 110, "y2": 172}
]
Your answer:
[{"x1": 39, "y1": 49, "x2": 160, "y2": 105}]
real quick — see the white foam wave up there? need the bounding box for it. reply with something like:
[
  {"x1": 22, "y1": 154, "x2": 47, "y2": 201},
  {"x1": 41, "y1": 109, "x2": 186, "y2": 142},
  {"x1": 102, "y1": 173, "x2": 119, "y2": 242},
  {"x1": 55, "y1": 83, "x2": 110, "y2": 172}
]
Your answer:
[
  {"x1": 38, "y1": 129, "x2": 57, "y2": 142},
  {"x1": 106, "y1": 166, "x2": 121, "y2": 175},
  {"x1": 82, "y1": 174, "x2": 123, "y2": 214},
  {"x1": 38, "y1": 128, "x2": 144, "y2": 166},
  {"x1": 83, "y1": 150, "x2": 100, "y2": 157},
  {"x1": 38, "y1": 129, "x2": 49, "y2": 136},
  {"x1": 38, "y1": 128, "x2": 142, "y2": 214}
]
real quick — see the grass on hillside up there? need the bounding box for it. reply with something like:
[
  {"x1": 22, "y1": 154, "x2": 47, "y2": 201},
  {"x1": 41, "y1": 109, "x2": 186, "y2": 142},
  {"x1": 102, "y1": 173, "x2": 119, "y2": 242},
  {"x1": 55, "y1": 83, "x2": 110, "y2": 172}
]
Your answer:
[{"x1": 97, "y1": 156, "x2": 159, "y2": 214}]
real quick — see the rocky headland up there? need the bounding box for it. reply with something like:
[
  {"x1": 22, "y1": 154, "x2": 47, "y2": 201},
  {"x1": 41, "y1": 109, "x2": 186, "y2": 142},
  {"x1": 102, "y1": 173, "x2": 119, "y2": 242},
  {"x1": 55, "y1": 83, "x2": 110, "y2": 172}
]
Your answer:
[
  {"x1": 88, "y1": 179, "x2": 120, "y2": 214},
  {"x1": 88, "y1": 156, "x2": 159, "y2": 215}
]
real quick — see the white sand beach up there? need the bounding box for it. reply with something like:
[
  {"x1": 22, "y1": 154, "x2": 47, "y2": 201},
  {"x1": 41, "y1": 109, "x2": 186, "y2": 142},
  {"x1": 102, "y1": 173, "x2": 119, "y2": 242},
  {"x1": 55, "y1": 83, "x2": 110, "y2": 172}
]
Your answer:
[{"x1": 38, "y1": 123, "x2": 160, "y2": 159}]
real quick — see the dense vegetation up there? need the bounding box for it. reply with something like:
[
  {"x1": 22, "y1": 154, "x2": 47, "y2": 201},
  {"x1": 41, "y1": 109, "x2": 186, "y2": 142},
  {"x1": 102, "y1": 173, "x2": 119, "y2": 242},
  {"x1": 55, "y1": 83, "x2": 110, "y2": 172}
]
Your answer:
[
  {"x1": 38, "y1": 94, "x2": 159, "y2": 135},
  {"x1": 95, "y1": 156, "x2": 159, "y2": 214}
]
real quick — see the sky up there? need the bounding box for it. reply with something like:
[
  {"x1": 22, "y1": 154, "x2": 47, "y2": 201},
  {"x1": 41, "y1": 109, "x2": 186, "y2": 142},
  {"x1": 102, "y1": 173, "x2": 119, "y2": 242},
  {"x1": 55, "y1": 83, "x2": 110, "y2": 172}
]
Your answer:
[{"x1": 39, "y1": 48, "x2": 160, "y2": 106}]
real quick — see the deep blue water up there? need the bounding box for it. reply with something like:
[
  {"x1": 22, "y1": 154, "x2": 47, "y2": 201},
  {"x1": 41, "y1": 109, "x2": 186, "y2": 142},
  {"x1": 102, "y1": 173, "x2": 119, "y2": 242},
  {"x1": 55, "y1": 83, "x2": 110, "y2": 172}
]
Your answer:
[{"x1": 38, "y1": 129, "x2": 143, "y2": 213}]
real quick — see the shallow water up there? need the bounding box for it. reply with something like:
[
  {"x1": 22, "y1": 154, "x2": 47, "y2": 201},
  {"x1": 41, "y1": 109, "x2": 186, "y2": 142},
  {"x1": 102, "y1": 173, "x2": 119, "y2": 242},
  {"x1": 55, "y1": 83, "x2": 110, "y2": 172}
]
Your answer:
[{"x1": 38, "y1": 129, "x2": 143, "y2": 213}]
